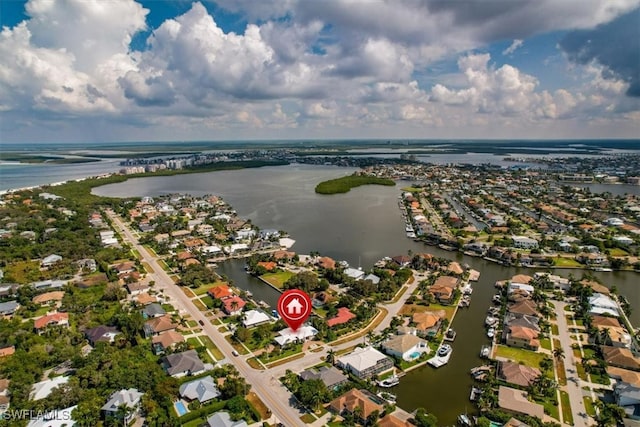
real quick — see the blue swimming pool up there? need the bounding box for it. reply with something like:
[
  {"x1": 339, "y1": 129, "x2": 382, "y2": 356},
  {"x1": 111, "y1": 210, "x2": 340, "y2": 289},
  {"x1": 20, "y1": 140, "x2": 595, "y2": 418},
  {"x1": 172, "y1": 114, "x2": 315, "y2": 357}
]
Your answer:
[
  {"x1": 410, "y1": 351, "x2": 421, "y2": 359},
  {"x1": 175, "y1": 401, "x2": 188, "y2": 416}
]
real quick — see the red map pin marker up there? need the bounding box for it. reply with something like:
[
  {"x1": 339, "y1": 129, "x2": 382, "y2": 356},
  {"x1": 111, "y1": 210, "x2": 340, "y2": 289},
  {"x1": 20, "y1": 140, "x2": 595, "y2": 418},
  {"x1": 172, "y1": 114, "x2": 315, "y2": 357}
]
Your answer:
[{"x1": 277, "y1": 289, "x2": 312, "y2": 331}]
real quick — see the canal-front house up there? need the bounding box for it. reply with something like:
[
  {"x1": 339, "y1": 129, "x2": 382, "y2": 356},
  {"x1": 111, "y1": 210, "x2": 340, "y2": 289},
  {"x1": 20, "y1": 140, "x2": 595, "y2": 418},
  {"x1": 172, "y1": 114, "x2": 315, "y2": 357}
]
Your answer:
[
  {"x1": 428, "y1": 276, "x2": 459, "y2": 304},
  {"x1": 504, "y1": 325, "x2": 540, "y2": 351},
  {"x1": 382, "y1": 334, "x2": 427, "y2": 361},
  {"x1": 498, "y1": 386, "x2": 545, "y2": 419},
  {"x1": 410, "y1": 310, "x2": 446, "y2": 337},
  {"x1": 329, "y1": 389, "x2": 384, "y2": 424},
  {"x1": 336, "y1": 346, "x2": 394, "y2": 379}
]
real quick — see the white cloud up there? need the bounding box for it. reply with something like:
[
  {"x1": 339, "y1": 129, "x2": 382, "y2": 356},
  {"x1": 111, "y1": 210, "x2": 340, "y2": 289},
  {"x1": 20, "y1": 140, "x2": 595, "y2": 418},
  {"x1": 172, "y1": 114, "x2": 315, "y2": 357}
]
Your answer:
[{"x1": 502, "y1": 39, "x2": 523, "y2": 55}]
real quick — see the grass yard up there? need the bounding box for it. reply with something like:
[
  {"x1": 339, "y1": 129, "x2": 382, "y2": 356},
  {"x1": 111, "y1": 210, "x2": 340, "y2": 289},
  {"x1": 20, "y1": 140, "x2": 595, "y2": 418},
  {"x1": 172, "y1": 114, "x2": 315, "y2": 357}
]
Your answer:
[
  {"x1": 540, "y1": 337, "x2": 552, "y2": 351},
  {"x1": 609, "y1": 248, "x2": 628, "y2": 256},
  {"x1": 247, "y1": 357, "x2": 264, "y2": 369},
  {"x1": 192, "y1": 299, "x2": 207, "y2": 311},
  {"x1": 200, "y1": 295, "x2": 215, "y2": 309},
  {"x1": 199, "y1": 335, "x2": 224, "y2": 360},
  {"x1": 584, "y1": 396, "x2": 596, "y2": 417},
  {"x1": 265, "y1": 352, "x2": 305, "y2": 368},
  {"x1": 260, "y1": 271, "x2": 295, "y2": 289},
  {"x1": 330, "y1": 308, "x2": 386, "y2": 346},
  {"x1": 224, "y1": 335, "x2": 249, "y2": 355},
  {"x1": 4, "y1": 260, "x2": 45, "y2": 284},
  {"x1": 300, "y1": 414, "x2": 317, "y2": 423},
  {"x1": 554, "y1": 257, "x2": 582, "y2": 267},
  {"x1": 246, "y1": 392, "x2": 270, "y2": 420},
  {"x1": 556, "y1": 358, "x2": 567, "y2": 386},
  {"x1": 187, "y1": 337, "x2": 202, "y2": 348},
  {"x1": 494, "y1": 345, "x2": 546, "y2": 368},
  {"x1": 551, "y1": 324, "x2": 559, "y2": 335},
  {"x1": 560, "y1": 391, "x2": 573, "y2": 425},
  {"x1": 539, "y1": 396, "x2": 559, "y2": 421}
]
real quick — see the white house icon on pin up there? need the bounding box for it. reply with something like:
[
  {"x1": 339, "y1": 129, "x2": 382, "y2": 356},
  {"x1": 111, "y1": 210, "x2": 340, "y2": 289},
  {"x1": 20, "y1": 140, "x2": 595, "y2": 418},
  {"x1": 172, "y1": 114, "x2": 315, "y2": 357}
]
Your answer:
[{"x1": 286, "y1": 297, "x2": 303, "y2": 315}]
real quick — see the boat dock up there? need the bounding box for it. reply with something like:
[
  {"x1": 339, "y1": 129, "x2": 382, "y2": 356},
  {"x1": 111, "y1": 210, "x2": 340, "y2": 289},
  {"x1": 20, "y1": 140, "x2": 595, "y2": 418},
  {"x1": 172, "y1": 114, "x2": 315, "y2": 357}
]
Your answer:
[
  {"x1": 427, "y1": 345, "x2": 453, "y2": 368},
  {"x1": 468, "y1": 269, "x2": 480, "y2": 281}
]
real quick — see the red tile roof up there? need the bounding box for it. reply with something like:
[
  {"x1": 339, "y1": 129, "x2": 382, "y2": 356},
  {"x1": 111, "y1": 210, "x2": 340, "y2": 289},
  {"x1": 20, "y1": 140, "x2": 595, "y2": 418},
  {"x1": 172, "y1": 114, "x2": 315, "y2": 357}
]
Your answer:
[
  {"x1": 257, "y1": 261, "x2": 277, "y2": 271},
  {"x1": 208, "y1": 285, "x2": 232, "y2": 299},
  {"x1": 327, "y1": 307, "x2": 356, "y2": 327},
  {"x1": 223, "y1": 296, "x2": 246, "y2": 314},
  {"x1": 34, "y1": 312, "x2": 69, "y2": 329}
]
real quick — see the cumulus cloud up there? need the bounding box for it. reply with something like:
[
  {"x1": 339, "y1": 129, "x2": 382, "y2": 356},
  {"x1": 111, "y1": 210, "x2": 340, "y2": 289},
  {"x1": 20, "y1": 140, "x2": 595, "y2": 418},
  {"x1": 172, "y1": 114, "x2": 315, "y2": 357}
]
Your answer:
[
  {"x1": 503, "y1": 39, "x2": 523, "y2": 55},
  {"x1": 560, "y1": 7, "x2": 640, "y2": 97}
]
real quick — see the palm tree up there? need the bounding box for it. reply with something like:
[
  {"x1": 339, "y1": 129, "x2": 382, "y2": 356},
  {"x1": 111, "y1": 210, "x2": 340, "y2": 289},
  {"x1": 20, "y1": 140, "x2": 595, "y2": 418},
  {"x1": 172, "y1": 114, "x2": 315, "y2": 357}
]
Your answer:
[
  {"x1": 553, "y1": 347, "x2": 565, "y2": 361},
  {"x1": 326, "y1": 349, "x2": 336, "y2": 365}
]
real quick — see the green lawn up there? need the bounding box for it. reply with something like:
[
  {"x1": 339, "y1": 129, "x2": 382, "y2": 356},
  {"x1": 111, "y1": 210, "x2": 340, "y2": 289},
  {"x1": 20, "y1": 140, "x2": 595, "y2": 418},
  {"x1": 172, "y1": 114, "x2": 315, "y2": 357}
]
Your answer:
[
  {"x1": 191, "y1": 283, "x2": 218, "y2": 296},
  {"x1": 300, "y1": 414, "x2": 317, "y2": 423},
  {"x1": 540, "y1": 337, "x2": 552, "y2": 351},
  {"x1": 260, "y1": 271, "x2": 295, "y2": 289},
  {"x1": 192, "y1": 299, "x2": 207, "y2": 311},
  {"x1": 200, "y1": 295, "x2": 215, "y2": 309},
  {"x1": 554, "y1": 257, "x2": 582, "y2": 267},
  {"x1": 551, "y1": 324, "x2": 559, "y2": 336},
  {"x1": 539, "y1": 396, "x2": 559, "y2": 421},
  {"x1": 494, "y1": 345, "x2": 546, "y2": 368},
  {"x1": 224, "y1": 335, "x2": 249, "y2": 355},
  {"x1": 198, "y1": 335, "x2": 224, "y2": 360},
  {"x1": 609, "y1": 248, "x2": 628, "y2": 256},
  {"x1": 584, "y1": 396, "x2": 596, "y2": 417},
  {"x1": 560, "y1": 391, "x2": 573, "y2": 425}
]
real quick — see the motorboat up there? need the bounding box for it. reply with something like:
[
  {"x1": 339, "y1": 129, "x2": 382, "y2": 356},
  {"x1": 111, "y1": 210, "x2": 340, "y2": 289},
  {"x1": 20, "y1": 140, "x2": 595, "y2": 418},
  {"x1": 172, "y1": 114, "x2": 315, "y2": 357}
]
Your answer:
[
  {"x1": 458, "y1": 414, "x2": 472, "y2": 426},
  {"x1": 485, "y1": 316, "x2": 498, "y2": 327},
  {"x1": 437, "y1": 344, "x2": 452, "y2": 357},
  {"x1": 487, "y1": 327, "x2": 495, "y2": 338},
  {"x1": 480, "y1": 345, "x2": 491, "y2": 358},
  {"x1": 377, "y1": 391, "x2": 397, "y2": 404},
  {"x1": 377, "y1": 375, "x2": 400, "y2": 388}
]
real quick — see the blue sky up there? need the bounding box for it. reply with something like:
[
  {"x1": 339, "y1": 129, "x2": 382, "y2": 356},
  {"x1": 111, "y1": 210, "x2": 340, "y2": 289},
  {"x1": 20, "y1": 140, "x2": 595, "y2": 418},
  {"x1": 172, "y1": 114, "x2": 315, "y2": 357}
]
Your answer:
[{"x1": 0, "y1": 0, "x2": 638, "y2": 143}]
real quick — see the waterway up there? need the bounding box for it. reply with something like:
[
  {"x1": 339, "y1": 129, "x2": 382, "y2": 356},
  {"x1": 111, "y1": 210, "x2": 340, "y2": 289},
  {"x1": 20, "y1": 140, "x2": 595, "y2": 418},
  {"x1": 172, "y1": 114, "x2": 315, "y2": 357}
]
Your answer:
[{"x1": 93, "y1": 164, "x2": 640, "y2": 425}]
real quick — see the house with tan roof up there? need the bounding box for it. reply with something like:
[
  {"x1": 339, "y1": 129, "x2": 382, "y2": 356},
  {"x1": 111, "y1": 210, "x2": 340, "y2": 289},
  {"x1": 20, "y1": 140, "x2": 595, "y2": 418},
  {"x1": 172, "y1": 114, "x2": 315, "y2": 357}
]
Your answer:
[
  {"x1": 382, "y1": 334, "x2": 427, "y2": 361},
  {"x1": 317, "y1": 257, "x2": 336, "y2": 270},
  {"x1": 498, "y1": 386, "x2": 545, "y2": 419},
  {"x1": 511, "y1": 274, "x2": 532, "y2": 284},
  {"x1": 508, "y1": 300, "x2": 539, "y2": 318},
  {"x1": 378, "y1": 413, "x2": 416, "y2": 427},
  {"x1": 602, "y1": 346, "x2": 640, "y2": 371},
  {"x1": 592, "y1": 315, "x2": 622, "y2": 329},
  {"x1": 411, "y1": 310, "x2": 445, "y2": 337},
  {"x1": 329, "y1": 389, "x2": 383, "y2": 424},
  {"x1": 428, "y1": 276, "x2": 459, "y2": 304},
  {"x1": 498, "y1": 361, "x2": 541, "y2": 387},
  {"x1": 143, "y1": 315, "x2": 178, "y2": 338},
  {"x1": 505, "y1": 325, "x2": 540, "y2": 351},
  {"x1": 152, "y1": 330, "x2": 185, "y2": 355},
  {"x1": 447, "y1": 262, "x2": 464, "y2": 275},
  {"x1": 607, "y1": 367, "x2": 640, "y2": 387},
  {"x1": 136, "y1": 293, "x2": 157, "y2": 305},
  {"x1": 32, "y1": 291, "x2": 65, "y2": 306},
  {"x1": 257, "y1": 261, "x2": 277, "y2": 271}
]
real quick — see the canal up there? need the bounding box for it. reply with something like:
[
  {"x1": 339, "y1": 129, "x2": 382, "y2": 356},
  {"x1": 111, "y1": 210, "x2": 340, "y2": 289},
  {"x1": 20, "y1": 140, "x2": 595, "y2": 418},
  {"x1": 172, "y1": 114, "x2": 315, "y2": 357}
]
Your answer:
[{"x1": 94, "y1": 164, "x2": 640, "y2": 425}]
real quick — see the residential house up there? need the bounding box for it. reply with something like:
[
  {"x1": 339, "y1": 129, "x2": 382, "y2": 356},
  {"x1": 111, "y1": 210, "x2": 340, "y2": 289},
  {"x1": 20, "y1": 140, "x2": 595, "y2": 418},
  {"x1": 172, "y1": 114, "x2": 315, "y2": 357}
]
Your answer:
[
  {"x1": 327, "y1": 307, "x2": 356, "y2": 328},
  {"x1": 508, "y1": 300, "x2": 539, "y2": 318},
  {"x1": 111, "y1": 261, "x2": 136, "y2": 276},
  {"x1": 205, "y1": 412, "x2": 248, "y2": 427},
  {"x1": 136, "y1": 293, "x2": 157, "y2": 305},
  {"x1": 222, "y1": 296, "x2": 246, "y2": 316},
  {"x1": 602, "y1": 346, "x2": 640, "y2": 371},
  {"x1": 179, "y1": 376, "x2": 220, "y2": 404},
  {"x1": 152, "y1": 330, "x2": 185, "y2": 355},
  {"x1": 382, "y1": 334, "x2": 427, "y2": 361},
  {"x1": 162, "y1": 350, "x2": 206, "y2": 378},
  {"x1": 317, "y1": 257, "x2": 336, "y2": 270},
  {"x1": 614, "y1": 381, "x2": 640, "y2": 419},
  {"x1": 257, "y1": 261, "x2": 277, "y2": 272},
  {"x1": 0, "y1": 284, "x2": 18, "y2": 298},
  {"x1": 504, "y1": 325, "x2": 540, "y2": 351},
  {"x1": 391, "y1": 255, "x2": 411, "y2": 267},
  {"x1": 30, "y1": 376, "x2": 70, "y2": 400},
  {"x1": 274, "y1": 325, "x2": 318, "y2": 346},
  {"x1": 345, "y1": 268, "x2": 365, "y2": 280},
  {"x1": 126, "y1": 282, "x2": 149, "y2": 296},
  {"x1": 299, "y1": 366, "x2": 349, "y2": 389},
  {"x1": 32, "y1": 291, "x2": 65, "y2": 306},
  {"x1": 498, "y1": 361, "x2": 541, "y2": 388},
  {"x1": 242, "y1": 310, "x2": 271, "y2": 328},
  {"x1": 143, "y1": 315, "x2": 178, "y2": 338},
  {"x1": 498, "y1": 386, "x2": 545, "y2": 419},
  {"x1": 142, "y1": 303, "x2": 166, "y2": 318},
  {"x1": 41, "y1": 254, "x2": 62, "y2": 268},
  {"x1": 329, "y1": 389, "x2": 384, "y2": 423},
  {"x1": 26, "y1": 405, "x2": 77, "y2": 427},
  {"x1": 607, "y1": 367, "x2": 640, "y2": 387},
  {"x1": 378, "y1": 414, "x2": 416, "y2": 427},
  {"x1": 84, "y1": 325, "x2": 120, "y2": 346},
  {"x1": 208, "y1": 285, "x2": 233, "y2": 300},
  {"x1": 411, "y1": 310, "x2": 445, "y2": 337},
  {"x1": 0, "y1": 346, "x2": 15, "y2": 358},
  {"x1": 447, "y1": 262, "x2": 464, "y2": 276},
  {"x1": 34, "y1": 312, "x2": 69, "y2": 334},
  {"x1": 589, "y1": 293, "x2": 619, "y2": 317},
  {"x1": 336, "y1": 346, "x2": 393, "y2": 379},
  {"x1": 101, "y1": 388, "x2": 143, "y2": 424},
  {"x1": 364, "y1": 274, "x2": 380, "y2": 285},
  {"x1": 0, "y1": 301, "x2": 20, "y2": 318},
  {"x1": 429, "y1": 276, "x2": 459, "y2": 304}
]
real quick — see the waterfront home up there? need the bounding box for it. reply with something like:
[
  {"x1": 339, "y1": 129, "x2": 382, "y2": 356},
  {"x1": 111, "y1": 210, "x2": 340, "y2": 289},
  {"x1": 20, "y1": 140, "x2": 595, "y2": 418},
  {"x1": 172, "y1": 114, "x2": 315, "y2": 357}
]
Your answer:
[
  {"x1": 511, "y1": 236, "x2": 539, "y2": 249},
  {"x1": 336, "y1": 346, "x2": 393, "y2": 379},
  {"x1": 411, "y1": 310, "x2": 445, "y2": 337},
  {"x1": 504, "y1": 325, "x2": 540, "y2": 351},
  {"x1": 179, "y1": 376, "x2": 220, "y2": 404},
  {"x1": 511, "y1": 274, "x2": 533, "y2": 284},
  {"x1": 162, "y1": 350, "x2": 206, "y2": 378},
  {"x1": 274, "y1": 325, "x2": 318, "y2": 346},
  {"x1": 222, "y1": 296, "x2": 246, "y2": 316},
  {"x1": 300, "y1": 366, "x2": 348, "y2": 389},
  {"x1": 447, "y1": 262, "x2": 464, "y2": 276},
  {"x1": 498, "y1": 386, "x2": 545, "y2": 419},
  {"x1": 257, "y1": 261, "x2": 277, "y2": 271},
  {"x1": 507, "y1": 300, "x2": 539, "y2": 318},
  {"x1": 101, "y1": 388, "x2": 143, "y2": 424},
  {"x1": 428, "y1": 276, "x2": 459, "y2": 304},
  {"x1": 30, "y1": 376, "x2": 70, "y2": 400},
  {"x1": 317, "y1": 257, "x2": 336, "y2": 270},
  {"x1": 242, "y1": 310, "x2": 271, "y2": 328},
  {"x1": 382, "y1": 334, "x2": 427, "y2": 361},
  {"x1": 602, "y1": 346, "x2": 640, "y2": 371},
  {"x1": 84, "y1": 325, "x2": 120, "y2": 346},
  {"x1": 34, "y1": 312, "x2": 69, "y2": 334},
  {"x1": 143, "y1": 315, "x2": 178, "y2": 338},
  {"x1": 391, "y1": 255, "x2": 411, "y2": 267},
  {"x1": 329, "y1": 389, "x2": 384, "y2": 424},
  {"x1": 378, "y1": 414, "x2": 416, "y2": 427},
  {"x1": 607, "y1": 367, "x2": 640, "y2": 387},
  {"x1": 205, "y1": 411, "x2": 248, "y2": 427},
  {"x1": 364, "y1": 273, "x2": 380, "y2": 285},
  {"x1": 208, "y1": 284, "x2": 232, "y2": 299},
  {"x1": 327, "y1": 307, "x2": 356, "y2": 327},
  {"x1": 345, "y1": 267, "x2": 365, "y2": 280},
  {"x1": 151, "y1": 330, "x2": 185, "y2": 355},
  {"x1": 589, "y1": 293, "x2": 619, "y2": 317},
  {"x1": 498, "y1": 361, "x2": 541, "y2": 388},
  {"x1": 613, "y1": 381, "x2": 640, "y2": 419}
]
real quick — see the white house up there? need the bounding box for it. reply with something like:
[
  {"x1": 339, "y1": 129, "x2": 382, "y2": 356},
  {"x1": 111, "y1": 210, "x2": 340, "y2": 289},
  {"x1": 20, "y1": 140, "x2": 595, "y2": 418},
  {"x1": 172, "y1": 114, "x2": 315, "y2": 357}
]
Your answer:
[
  {"x1": 589, "y1": 293, "x2": 619, "y2": 317},
  {"x1": 614, "y1": 236, "x2": 634, "y2": 245},
  {"x1": 26, "y1": 405, "x2": 76, "y2": 427},
  {"x1": 274, "y1": 325, "x2": 318, "y2": 346},
  {"x1": 511, "y1": 236, "x2": 539, "y2": 249},
  {"x1": 336, "y1": 346, "x2": 394, "y2": 379},
  {"x1": 30, "y1": 376, "x2": 70, "y2": 400},
  {"x1": 605, "y1": 218, "x2": 624, "y2": 227},
  {"x1": 242, "y1": 310, "x2": 271, "y2": 328},
  {"x1": 41, "y1": 254, "x2": 62, "y2": 268},
  {"x1": 382, "y1": 334, "x2": 428, "y2": 361},
  {"x1": 344, "y1": 268, "x2": 365, "y2": 280},
  {"x1": 200, "y1": 245, "x2": 222, "y2": 254},
  {"x1": 179, "y1": 376, "x2": 220, "y2": 403},
  {"x1": 101, "y1": 389, "x2": 143, "y2": 424}
]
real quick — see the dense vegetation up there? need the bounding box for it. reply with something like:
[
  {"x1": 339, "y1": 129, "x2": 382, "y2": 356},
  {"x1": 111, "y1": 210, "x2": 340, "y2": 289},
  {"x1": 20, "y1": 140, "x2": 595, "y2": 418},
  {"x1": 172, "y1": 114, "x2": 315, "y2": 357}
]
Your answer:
[{"x1": 314, "y1": 174, "x2": 395, "y2": 194}]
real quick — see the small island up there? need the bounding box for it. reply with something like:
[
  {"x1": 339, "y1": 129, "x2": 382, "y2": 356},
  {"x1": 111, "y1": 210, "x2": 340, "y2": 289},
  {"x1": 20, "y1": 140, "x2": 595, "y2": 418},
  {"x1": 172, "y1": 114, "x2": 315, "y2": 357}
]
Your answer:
[{"x1": 315, "y1": 174, "x2": 396, "y2": 194}]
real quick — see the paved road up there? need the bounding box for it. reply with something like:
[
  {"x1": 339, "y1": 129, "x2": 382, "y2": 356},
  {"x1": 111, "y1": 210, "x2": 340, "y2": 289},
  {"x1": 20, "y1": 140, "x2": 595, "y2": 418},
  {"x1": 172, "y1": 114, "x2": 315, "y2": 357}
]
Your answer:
[
  {"x1": 552, "y1": 301, "x2": 591, "y2": 427},
  {"x1": 107, "y1": 211, "x2": 306, "y2": 427}
]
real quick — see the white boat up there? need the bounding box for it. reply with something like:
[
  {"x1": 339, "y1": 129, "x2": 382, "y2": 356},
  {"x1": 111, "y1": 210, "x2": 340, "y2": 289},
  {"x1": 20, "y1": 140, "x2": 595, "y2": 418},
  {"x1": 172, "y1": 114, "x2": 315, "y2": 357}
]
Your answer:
[
  {"x1": 485, "y1": 316, "x2": 498, "y2": 327},
  {"x1": 492, "y1": 294, "x2": 502, "y2": 304},
  {"x1": 458, "y1": 414, "x2": 472, "y2": 426},
  {"x1": 406, "y1": 232, "x2": 416, "y2": 238},
  {"x1": 470, "y1": 387, "x2": 482, "y2": 401},
  {"x1": 377, "y1": 375, "x2": 400, "y2": 388},
  {"x1": 437, "y1": 344, "x2": 452, "y2": 357},
  {"x1": 594, "y1": 267, "x2": 613, "y2": 272},
  {"x1": 487, "y1": 327, "x2": 495, "y2": 338},
  {"x1": 480, "y1": 345, "x2": 491, "y2": 358},
  {"x1": 377, "y1": 391, "x2": 397, "y2": 404}
]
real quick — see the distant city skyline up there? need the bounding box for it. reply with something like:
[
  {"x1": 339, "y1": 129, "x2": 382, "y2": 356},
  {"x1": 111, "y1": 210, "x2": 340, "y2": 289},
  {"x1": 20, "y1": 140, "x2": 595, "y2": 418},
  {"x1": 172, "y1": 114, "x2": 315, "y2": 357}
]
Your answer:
[{"x1": 0, "y1": 0, "x2": 639, "y2": 143}]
